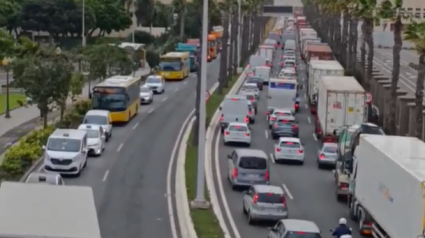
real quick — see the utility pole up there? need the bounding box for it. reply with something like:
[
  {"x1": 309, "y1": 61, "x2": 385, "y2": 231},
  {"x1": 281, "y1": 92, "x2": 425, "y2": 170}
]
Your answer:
[
  {"x1": 190, "y1": 0, "x2": 210, "y2": 209},
  {"x1": 82, "y1": 0, "x2": 86, "y2": 47}
]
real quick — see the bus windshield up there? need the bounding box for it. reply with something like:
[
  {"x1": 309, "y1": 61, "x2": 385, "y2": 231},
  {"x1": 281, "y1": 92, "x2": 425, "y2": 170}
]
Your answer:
[
  {"x1": 159, "y1": 61, "x2": 182, "y2": 71},
  {"x1": 92, "y1": 92, "x2": 127, "y2": 112}
]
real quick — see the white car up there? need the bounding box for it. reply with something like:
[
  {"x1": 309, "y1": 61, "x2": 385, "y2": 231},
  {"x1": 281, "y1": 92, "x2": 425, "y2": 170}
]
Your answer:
[
  {"x1": 267, "y1": 108, "x2": 293, "y2": 126},
  {"x1": 144, "y1": 75, "x2": 165, "y2": 94},
  {"x1": 241, "y1": 83, "x2": 260, "y2": 98},
  {"x1": 78, "y1": 124, "x2": 105, "y2": 156},
  {"x1": 83, "y1": 110, "x2": 112, "y2": 141},
  {"x1": 278, "y1": 68, "x2": 296, "y2": 80},
  {"x1": 223, "y1": 122, "x2": 251, "y2": 146},
  {"x1": 283, "y1": 59, "x2": 296, "y2": 69},
  {"x1": 140, "y1": 86, "x2": 153, "y2": 104},
  {"x1": 274, "y1": 137, "x2": 305, "y2": 165}
]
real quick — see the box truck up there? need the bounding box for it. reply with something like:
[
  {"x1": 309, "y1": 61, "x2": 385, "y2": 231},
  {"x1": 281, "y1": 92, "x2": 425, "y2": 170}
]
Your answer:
[
  {"x1": 316, "y1": 76, "x2": 366, "y2": 141},
  {"x1": 307, "y1": 60, "x2": 344, "y2": 114},
  {"x1": 349, "y1": 135, "x2": 425, "y2": 238}
]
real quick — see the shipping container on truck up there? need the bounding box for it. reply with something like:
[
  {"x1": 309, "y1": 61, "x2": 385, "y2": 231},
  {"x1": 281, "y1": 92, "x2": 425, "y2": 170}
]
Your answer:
[
  {"x1": 297, "y1": 23, "x2": 311, "y2": 32},
  {"x1": 301, "y1": 38, "x2": 321, "y2": 57},
  {"x1": 259, "y1": 44, "x2": 274, "y2": 62},
  {"x1": 316, "y1": 76, "x2": 366, "y2": 142},
  {"x1": 296, "y1": 16, "x2": 306, "y2": 26},
  {"x1": 0, "y1": 182, "x2": 101, "y2": 238},
  {"x1": 303, "y1": 42, "x2": 328, "y2": 60},
  {"x1": 307, "y1": 60, "x2": 344, "y2": 114},
  {"x1": 293, "y1": 7, "x2": 304, "y2": 17},
  {"x1": 307, "y1": 44, "x2": 333, "y2": 62},
  {"x1": 350, "y1": 135, "x2": 425, "y2": 238}
]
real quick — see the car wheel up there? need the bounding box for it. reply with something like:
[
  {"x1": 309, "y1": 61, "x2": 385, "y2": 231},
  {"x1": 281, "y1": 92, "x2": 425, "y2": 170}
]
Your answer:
[
  {"x1": 317, "y1": 162, "x2": 322, "y2": 169},
  {"x1": 246, "y1": 143, "x2": 251, "y2": 147},
  {"x1": 243, "y1": 204, "x2": 247, "y2": 214},
  {"x1": 299, "y1": 161, "x2": 304, "y2": 165}
]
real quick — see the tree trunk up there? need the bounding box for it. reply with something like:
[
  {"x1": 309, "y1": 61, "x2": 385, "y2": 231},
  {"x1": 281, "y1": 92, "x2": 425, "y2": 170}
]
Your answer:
[
  {"x1": 341, "y1": 12, "x2": 349, "y2": 68},
  {"x1": 179, "y1": 9, "x2": 185, "y2": 41},
  {"x1": 228, "y1": 11, "x2": 235, "y2": 82},
  {"x1": 232, "y1": 10, "x2": 239, "y2": 75},
  {"x1": 415, "y1": 54, "x2": 425, "y2": 139},
  {"x1": 218, "y1": 10, "x2": 230, "y2": 95},
  {"x1": 360, "y1": 21, "x2": 367, "y2": 85},
  {"x1": 388, "y1": 16, "x2": 402, "y2": 134},
  {"x1": 350, "y1": 18, "x2": 358, "y2": 77},
  {"x1": 365, "y1": 19, "x2": 374, "y2": 90}
]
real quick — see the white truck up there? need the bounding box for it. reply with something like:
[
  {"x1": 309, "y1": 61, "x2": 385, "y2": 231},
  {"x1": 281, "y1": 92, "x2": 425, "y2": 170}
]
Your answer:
[
  {"x1": 267, "y1": 78, "x2": 298, "y2": 114},
  {"x1": 308, "y1": 60, "x2": 344, "y2": 103},
  {"x1": 349, "y1": 135, "x2": 425, "y2": 238},
  {"x1": 299, "y1": 28, "x2": 317, "y2": 39},
  {"x1": 316, "y1": 76, "x2": 366, "y2": 141},
  {"x1": 301, "y1": 37, "x2": 321, "y2": 55},
  {"x1": 0, "y1": 182, "x2": 101, "y2": 238}
]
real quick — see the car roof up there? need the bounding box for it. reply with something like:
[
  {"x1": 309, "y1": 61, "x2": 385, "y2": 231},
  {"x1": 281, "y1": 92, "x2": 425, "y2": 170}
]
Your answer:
[
  {"x1": 78, "y1": 124, "x2": 102, "y2": 130},
  {"x1": 229, "y1": 122, "x2": 249, "y2": 127},
  {"x1": 26, "y1": 172, "x2": 59, "y2": 184},
  {"x1": 278, "y1": 137, "x2": 301, "y2": 143},
  {"x1": 235, "y1": 149, "x2": 267, "y2": 158},
  {"x1": 239, "y1": 91, "x2": 256, "y2": 96},
  {"x1": 147, "y1": 75, "x2": 163, "y2": 79},
  {"x1": 281, "y1": 68, "x2": 295, "y2": 73},
  {"x1": 85, "y1": 110, "x2": 109, "y2": 116},
  {"x1": 276, "y1": 115, "x2": 296, "y2": 120},
  {"x1": 281, "y1": 219, "x2": 320, "y2": 233},
  {"x1": 274, "y1": 108, "x2": 292, "y2": 113},
  {"x1": 253, "y1": 185, "x2": 284, "y2": 194},
  {"x1": 50, "y1": 129, "x2": 86, "y2": 139}
]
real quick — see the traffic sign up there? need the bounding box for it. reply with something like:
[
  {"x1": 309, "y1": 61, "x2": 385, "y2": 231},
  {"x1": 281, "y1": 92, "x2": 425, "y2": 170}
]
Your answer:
[
  {"x1": 206, "y1": 90, "x2": 210, "y2": 101},
  {"x1": 365, "y1": 92, "x2": 373, "y2": 104}
]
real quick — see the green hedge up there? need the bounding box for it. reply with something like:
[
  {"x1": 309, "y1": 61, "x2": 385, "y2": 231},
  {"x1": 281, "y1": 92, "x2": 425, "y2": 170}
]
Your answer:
[{"x1": 0, "y1": 100, "x2": 92, "y2": 180}]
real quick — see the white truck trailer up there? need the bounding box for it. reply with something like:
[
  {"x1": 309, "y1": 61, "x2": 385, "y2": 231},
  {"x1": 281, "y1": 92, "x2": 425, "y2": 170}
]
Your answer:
[
  {"x1": 0, "y1": 182, "x2": 101, "y2": 238},
  {"x1": 350, "y1": 135, "x2": 425, "y2": 238},
  {"x1": 259, "y1": 44, "x2": 274, "y2": 62},
  {"x1": 267, "y1": 78, "x2": 298, "y2": 114},
  {"x1": 308, "y1": 60, "x2": 344, "y2": 103},
  {"x1": 316, "y1": 76, "x2": 366, "y2": 141}
]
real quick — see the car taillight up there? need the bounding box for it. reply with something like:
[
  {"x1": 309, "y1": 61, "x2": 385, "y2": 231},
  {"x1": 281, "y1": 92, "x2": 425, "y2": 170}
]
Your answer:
[
  {"x1": 252, "y1": 193, "x2": 258, "y2": 204},
  {"x1": 266, "y1": 111, "x2": 269, "y2": 115},
  {"x1": 233, "y1": 168, "x2": 238, "y2": 178},
  {"x1": 276, "y1": 147, "x2": 281, "y2": 152},
  {"x1": 265, "y1": 171, "x2": 269, "y2": 180},
  {"x1": 274, "y1": 124, "x2": 278, "y2": 128},
  {"x1": 281, "y1": 195, "x2": 286, "y2": 205},
  {"x1": 225, "y1": 131, "x2": 230, "y2": 135},
  {"x1": 320, "y1": 154, "x2": 325, "y2": 159},
  {"x1": 271, "y1": 117, "x2": 276, "y2": 121},
  {"x1": 298, "y1": 149, "x2": 303, "y2": 154},
  {"x1": 244, "y1": 117, "x2": 249, "y2": 123},
  {"x1": 280, "y1": 62, "x2": 283, "y2": 66},
  {"x1": 339, "y1": 183, "x2": 348, "y2": 188},
  {"x1": 295, "y1": 104, "x2": 299, "y2": 108},
  {"x1": 248, "y1": 110, "x2": 253, "y2": 115},
  {"x1": 250, "y1": 99, "x2": 255, "y2": 102},
  {"x1": 219, "y1": 114, "x2": 223, "y2": 121},
  {"x1": 293, "y1": 124, "x2": 298, "y2": 129},
  {"x1": 245, "y1": 133, "x2": 250, "y2": 137},
  {"x1": 317, "y1": 128, "x2": 322, "y2": 133}
]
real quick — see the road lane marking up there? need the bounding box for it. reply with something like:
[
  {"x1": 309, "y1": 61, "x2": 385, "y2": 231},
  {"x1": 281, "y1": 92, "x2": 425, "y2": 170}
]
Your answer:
[
  {"x1": 102, "y1": 170, "x2": 109, "y2": 182},
  {"x1": 304, "y1": 104, "x2": 308, "y2": 109},
  {"x1": 307, "y1": 117, "x2": 311, "y2": 123},
  {"x1": 269, "y1": 153, "x2": 276, "y2": 163},
  {"x1": 183, "y1": 81, "x2": 188, "y2": 85},
  {"x1": 265, "y1": 130, "x2": 268, "y2": 139},
  {"x1": 282, "y1": 183, "x2": 294, "y2": 200},
  {"x1": 148, "y1": 108, "x2": 154, "y2": 114},
  {"x1": 162, "y1": 97, "x2": 168, "y2": 102},
  {"x1": 304, "y1": 93, "x2": 306, "y2": 99},
  {"x1": 313, "y1": 133, "x2": 318, "y2": 141},
  {"x1": 175, "y1": 88, "x2": 179, "y2": 92},
  {"x1": 132, "y1": 122, "x2": 139, "y2": 130},
  {"x1": 406, "y1": 72, "x2": 412, "y2": 76},
  {"x1": 117, "y1": 143, "x2": 123, "y2": 152}
]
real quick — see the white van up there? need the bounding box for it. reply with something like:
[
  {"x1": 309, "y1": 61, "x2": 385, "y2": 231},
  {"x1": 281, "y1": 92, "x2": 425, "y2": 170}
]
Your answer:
[
  {"x1": 248, "y1": 55, "x2": 266, "y2": 70},
  {"x1": 43, "y1": 129, "x2": 88, "y2": 176},
  {"x1": 253, "y1": 66, "x2": 271, "y2": 85}
]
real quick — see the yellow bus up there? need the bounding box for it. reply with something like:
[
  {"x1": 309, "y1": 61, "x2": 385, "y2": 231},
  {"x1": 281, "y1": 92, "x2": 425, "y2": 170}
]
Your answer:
[
  {"x1": 159, "y1": 52, "x2": 190, "y2": 81},
  {"x1": 91, "y1": 75, "x2": 141, "y2": 123}
]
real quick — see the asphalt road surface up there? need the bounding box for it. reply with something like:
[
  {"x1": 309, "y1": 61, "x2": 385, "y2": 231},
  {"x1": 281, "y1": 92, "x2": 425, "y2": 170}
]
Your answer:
[
  {"x1": 211, "y1": 43, "x2": 364, "y2": 238},
  {"x1": 35, "y1": 58, "x2": 221, "y2": 238}
]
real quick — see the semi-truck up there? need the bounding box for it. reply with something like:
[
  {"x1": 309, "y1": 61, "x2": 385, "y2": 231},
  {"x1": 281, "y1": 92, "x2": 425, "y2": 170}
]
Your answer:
[
  {"x1": 307, "y1": 60, "x2": 344, "y2": 114},
  {"x1": 348, "y1": 135, "x2": 425, "y2": 238},
  {"x1": 306, "y1": 44, "x2": 334, "y2": 62},
  {"x1": 315, "y1": 76, "x2": 366, "y2": 142},
  {"x1": 0, "y1": 182, "x2": 101, "y2": 238}
]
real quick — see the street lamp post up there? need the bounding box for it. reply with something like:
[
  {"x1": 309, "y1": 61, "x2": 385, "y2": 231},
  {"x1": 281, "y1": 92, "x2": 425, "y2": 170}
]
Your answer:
[
  {"x1": 190, "y1": 0, "x2": 210, "y2": 209},
  {"x1": 237, "y1": 0, "x2": 241, "y2": 70},
  {"x1": 82, "y1": 0, "x2": 86, "y2": 47},
  {"x1": 2, "y1": 58, "x2": 12, "y2": 119}
]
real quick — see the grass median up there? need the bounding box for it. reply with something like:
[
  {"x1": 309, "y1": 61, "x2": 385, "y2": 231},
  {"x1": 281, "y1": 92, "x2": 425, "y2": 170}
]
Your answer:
[
  {"x1": 185, "y1": 74, "x2": 239, "y2": 238},
  {"x1": 0, "y1": 94, "x2": 26, "y2": 114}
]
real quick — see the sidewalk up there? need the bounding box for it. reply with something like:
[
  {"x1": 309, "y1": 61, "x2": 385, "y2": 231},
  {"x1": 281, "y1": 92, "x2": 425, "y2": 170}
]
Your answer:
[{"x1": 0, "y1": 68, "x2": 150, "y2": 156}]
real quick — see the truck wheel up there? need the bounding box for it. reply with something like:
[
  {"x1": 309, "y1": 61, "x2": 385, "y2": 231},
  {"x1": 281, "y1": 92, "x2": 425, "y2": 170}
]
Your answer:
[{"x1": 349, "y1": 197, "x2": 357, "y2": 221}]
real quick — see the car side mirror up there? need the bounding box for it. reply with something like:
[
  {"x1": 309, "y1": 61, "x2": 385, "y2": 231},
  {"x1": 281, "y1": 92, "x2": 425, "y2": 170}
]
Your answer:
[
  {"x1": 42, "y1": 145, "x2": 46, "y2": 150},
  {"x1": 227, "y1": 154, "x2": 232, "y2": 159},
  {"x1": 269, "y1": 227, "x2": 278, "y2": 232},
  {"x1": 219, "y1": 106, "x2": 222, "y2": 110}
]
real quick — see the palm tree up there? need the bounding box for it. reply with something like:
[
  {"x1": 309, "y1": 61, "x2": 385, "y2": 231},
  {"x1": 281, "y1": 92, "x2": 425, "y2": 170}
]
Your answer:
[
  {"x1": 379, "y1": 0, "x2": 405, "y2": 134},
  {"x1": 218, "y1": 0, "x2": 235, "y2": 93},
  {"x1": 404, "y1": 21, "x2": 425, "y2": 139},
  {"x1": 172, "y1": 0, "x2": 186, "y2": 41}
]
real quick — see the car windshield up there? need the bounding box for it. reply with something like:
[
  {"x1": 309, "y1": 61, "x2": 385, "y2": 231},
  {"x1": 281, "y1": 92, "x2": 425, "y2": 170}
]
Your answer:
[
  {"x1": 242, "y1": 85, "x2": 258, "y2": 90},
  {"x1": 275, "y1": 123, "x2": 293, "y2": 129},
  {"x1": 92, "y1": 93, "x2": 127, "y2": 112},
  {"x1": 239, "y1": 157, "x2": 267, "y2": 169},
  {"x1": 47, "y1": 138, "x2": 81, "y2": 152},
  {"x1": 246, "y1": 78, "x2": 261, "y2": 83},
  {"x1": 323, "y1": 146, "x2": 337, "y2": 153},
  {"x1": 140, "y1": 87, "x2": 150, "y2": 93},
  {"x1": 284, "y1": 231, "x2": 321, "y2": 238},
  {"x1": 159, "y1": 61, "x2": 182, "y2": 71},
  {"x1": 229, "y1": 125, "x2": 248, "y2": 131},
  {"x1": 257, "y1": 193, "x2": 284, "y2": 203},
  {"x1": 85, "y1": 129, "x2": 99, "y2": 138},
  {"x1": 285, "y1": 62, "x2": 295, "y2": 67},
  {"x1": 274, "y1": 111, "x2": 292, "y2": 117},
  {"x1": 83, "y1": 115, "x2": 107, "y2": 125},
  {"x1": 146, "y1": 77, "x2": 161, "y2": 83},
  {"x1": 282, "y1": 73, "x2": 295, "y2": 78},
  {"x1": 279, "y1": 141, "x2": 301, "y2": 148}
]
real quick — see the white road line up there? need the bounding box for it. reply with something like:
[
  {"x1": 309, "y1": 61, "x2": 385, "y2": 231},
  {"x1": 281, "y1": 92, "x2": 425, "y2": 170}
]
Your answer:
[
  {"x1": 175, "y1": 88, "x2": 179, "y2": 92},
  {"x1": 304, "y1": 104, "x2": 308, "y2": 109},
  {"x1": 183, "y1": 81, "x2": 188, "y2": 85},
  {"x1": 162, "y1": 97, "x2": 168, "y2": 102},
  {"x1": 117, "y1": 143, "x2": 123, "y2": 152},
  {"x1": 307, "y1": 117, "x2": 311, "y2": 123},
  {"x1": 265, "y1": 130, "x2": 268, "y2": 139},
  {"x1": 304, "y1": 93, "x2": 306, "y2": 99},
  {"x1": 132, "y1": 122, "x2": 139, "y2": 130},
  {"x1": 282, "y1": 183, "x2": 294, "y2": 200},
  {"x1": 102, "y1": 170, "x2": 109, "y2": 182},
  {"x1": 148, "y1": 108, "x2": 154, "y2": 114},
  {"x1": 312, "y1": 133, "x2": 318, "y2": 141},
  {"x1": 269, "y1": 153, "x2": 276, "y2": 163}
]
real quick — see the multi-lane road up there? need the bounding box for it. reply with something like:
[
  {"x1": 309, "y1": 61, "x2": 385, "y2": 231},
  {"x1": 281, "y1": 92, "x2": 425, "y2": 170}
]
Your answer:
[{"x1": 33, "y1": 59, "x2": 221, "y2": 238}]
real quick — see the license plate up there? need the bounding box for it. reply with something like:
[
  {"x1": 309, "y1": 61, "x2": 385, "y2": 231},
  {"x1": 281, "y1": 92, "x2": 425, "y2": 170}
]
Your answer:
[{"x1": 248, "y1": 174, "x2": 259, "y2": 178}]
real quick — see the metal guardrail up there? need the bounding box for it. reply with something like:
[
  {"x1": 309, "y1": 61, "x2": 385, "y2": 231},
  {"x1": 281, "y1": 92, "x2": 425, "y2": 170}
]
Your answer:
[{"x1": 0, "y1": 88, "x2": 25, "y2": 94}]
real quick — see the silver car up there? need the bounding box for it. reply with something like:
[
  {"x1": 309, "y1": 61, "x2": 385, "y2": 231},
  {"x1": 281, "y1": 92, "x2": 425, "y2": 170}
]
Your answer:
[
  {"x1": 223, "y1": 122, "x2": 251, "y2": 146},
  {"x1": 241, "y1": 83, "x2": 260, "y2": 99},
  {"x1": 243, "y1": 185, "x2": 288, "y2": 225},
  {"x1": 274, "y1": 137, "x2": 305, "y2": 165},
  {"x1": 317, "y1": 142, "x2": 338, "y2": 169},
  {"x1": 268, "y1": 110, "x2": 294, "y2": 128},
  {"x1": 268, "y1": 219, "x2": 321, "y2": 238},
  {"x1": 139, "y1": 86, "x2": 153, "y2": 104},
  {"x1": 25, "y1": 172, "x2": 65, "y2": 185}
]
